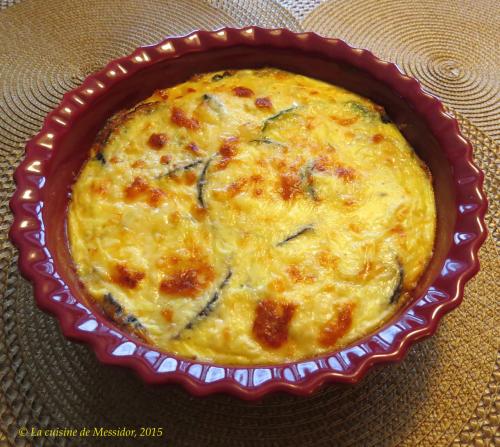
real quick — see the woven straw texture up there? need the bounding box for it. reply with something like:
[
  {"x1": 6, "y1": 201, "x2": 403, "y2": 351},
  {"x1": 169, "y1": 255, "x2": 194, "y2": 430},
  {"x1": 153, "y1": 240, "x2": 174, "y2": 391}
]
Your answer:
[{"x1": 0, "y1": 1, "x2": 498, "y2": 446}]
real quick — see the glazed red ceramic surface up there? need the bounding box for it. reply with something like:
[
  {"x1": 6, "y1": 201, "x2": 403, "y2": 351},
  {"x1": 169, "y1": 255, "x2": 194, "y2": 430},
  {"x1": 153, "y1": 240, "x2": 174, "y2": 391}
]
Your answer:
[{"x1": 10, "y1": 28, "x2": 487, "y2": 399}]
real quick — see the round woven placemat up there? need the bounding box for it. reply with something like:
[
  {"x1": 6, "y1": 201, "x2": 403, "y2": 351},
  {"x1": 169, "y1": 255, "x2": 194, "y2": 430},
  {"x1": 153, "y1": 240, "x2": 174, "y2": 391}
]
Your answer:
[
  {"x1": 302, "y1": 0, "x2": 500, "y2": 142},
  {"x1": 0, "y1": 1, "x2": 498, "y2": 446}
]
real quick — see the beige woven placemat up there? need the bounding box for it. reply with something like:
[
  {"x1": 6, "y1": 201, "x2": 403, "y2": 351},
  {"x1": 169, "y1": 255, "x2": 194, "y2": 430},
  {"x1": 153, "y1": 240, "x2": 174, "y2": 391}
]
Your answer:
[{"x1": 0, "y1": 1, "x2": 498, "y2": 446}]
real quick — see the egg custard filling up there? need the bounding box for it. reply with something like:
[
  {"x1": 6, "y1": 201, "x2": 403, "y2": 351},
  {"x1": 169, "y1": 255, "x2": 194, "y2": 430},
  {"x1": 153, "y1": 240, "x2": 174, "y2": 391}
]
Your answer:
[{"x1": 68, "y1": 68, "x2": 436, "y2": 365}]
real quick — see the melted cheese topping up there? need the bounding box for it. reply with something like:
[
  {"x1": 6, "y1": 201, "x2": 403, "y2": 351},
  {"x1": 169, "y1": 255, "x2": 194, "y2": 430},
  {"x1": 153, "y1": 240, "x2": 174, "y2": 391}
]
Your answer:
[{"x1": 68, "y1": 68, "x2": 436, "y2": 364}]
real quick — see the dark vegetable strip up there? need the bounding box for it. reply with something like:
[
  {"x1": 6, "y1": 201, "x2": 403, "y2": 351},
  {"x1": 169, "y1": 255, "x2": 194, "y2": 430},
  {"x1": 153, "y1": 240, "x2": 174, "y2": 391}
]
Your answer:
[
  {"x1": 262, "y1": 106, "x2": 298, "y2": 132},
  {"x1": 212, "y1": 71, "x2": 233, "y2": 82},
  {"x1": 123, "y1": 314, "x2": 146, "y2": 330},
  {"x1": 380, "y1": 113, "x2": 392, "y2": 124},
  {"x1": 348, "y1": 101, "x2": 371, "y2": 116},
  {"x1": 277, "y1": 225, "x2": 314, "y2": 246},
  {"x1": 301, "y1": 161, "x2": 317, "y2": 200},
  {"x1": 197, "y1": 157, "x2": 213, "y2": 208},
  {"x1": 95, "y1": 152, "x2": 106, "y2": 164},
  {"x1": 103, "y1": 293, "x2": 123, "y2": 316},
  {"x1": 389, "y1": 263, "x2": 404, "y2": 304},
  {"x1": 176, "y1": 269, "x2": 233, "y2": 336},
  {"x1": 160, "y1": 159, "x2": 203, "y2": 178},
  {"x1": 202, "y1": 94, "x2": 225, "y2": 113},
  {"x1": 347, "y1": 100, "x2": 392, "y2": 123},
  {"x1": 250, "y1": 138, "x2": 285, "y2": 147},
  {"x1": 102, "y1": 293, "x2": 145, "y2": 331},
  {"x1": 192, "y1": 269, "x2": 232, "y2": 322}
]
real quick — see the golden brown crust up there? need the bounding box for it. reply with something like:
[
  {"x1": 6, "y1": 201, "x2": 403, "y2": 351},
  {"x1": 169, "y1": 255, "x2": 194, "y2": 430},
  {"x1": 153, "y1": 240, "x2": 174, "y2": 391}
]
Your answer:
[
  {"x1": 100, "y1": 293, "x2": 152, "y2": 344},
  {"x1": 93, "y1": 101, "x2": 163, "y2": 156}
]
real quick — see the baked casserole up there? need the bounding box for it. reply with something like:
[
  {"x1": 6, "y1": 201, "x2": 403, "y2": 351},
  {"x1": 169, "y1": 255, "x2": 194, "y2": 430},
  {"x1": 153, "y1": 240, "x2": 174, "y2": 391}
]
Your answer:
[{"x1": 68, "y1": 68, "x2": 436, "y2": 364}]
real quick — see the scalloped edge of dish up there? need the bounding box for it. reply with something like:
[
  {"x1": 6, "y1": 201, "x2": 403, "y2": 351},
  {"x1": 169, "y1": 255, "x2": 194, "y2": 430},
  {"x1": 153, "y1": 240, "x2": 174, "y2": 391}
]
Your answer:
[{"x1": 9, "y1": 27, "x2": 487, "y2": 400}]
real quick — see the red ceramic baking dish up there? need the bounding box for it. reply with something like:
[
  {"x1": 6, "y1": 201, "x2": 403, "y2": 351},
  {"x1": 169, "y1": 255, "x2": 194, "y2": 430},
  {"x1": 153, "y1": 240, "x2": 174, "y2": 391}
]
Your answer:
[{"x1": 9, "y1": 27, "x2": 487, "y2": 399}]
